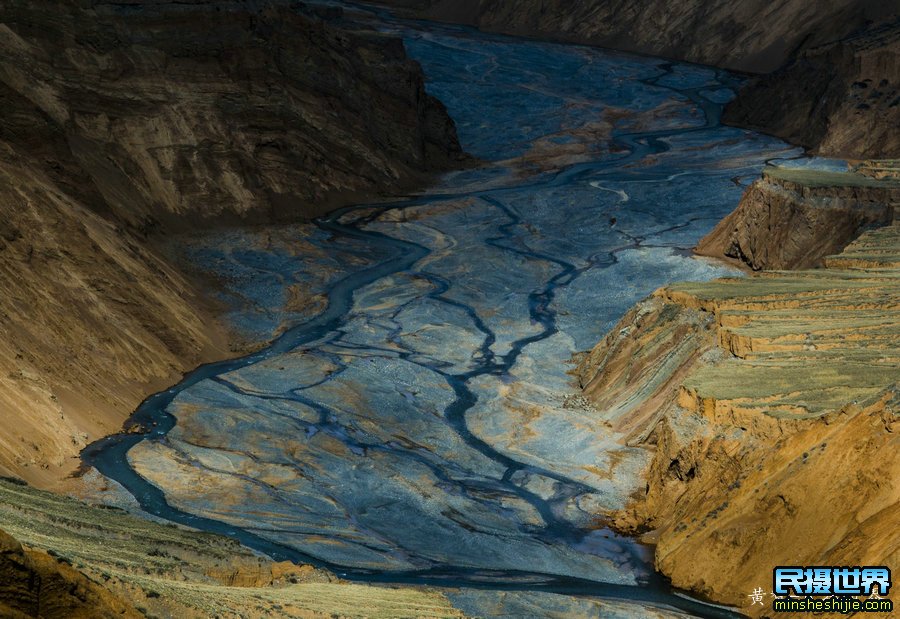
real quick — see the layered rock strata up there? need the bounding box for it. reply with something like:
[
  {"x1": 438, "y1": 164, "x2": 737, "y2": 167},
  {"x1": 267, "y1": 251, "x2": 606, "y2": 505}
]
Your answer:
[
  {"x1": 577, "y1": 206, "x2": 900, "y2": 609},
  {"x1": 696, "y1": 166, "x2": 900, "y2": 270}
]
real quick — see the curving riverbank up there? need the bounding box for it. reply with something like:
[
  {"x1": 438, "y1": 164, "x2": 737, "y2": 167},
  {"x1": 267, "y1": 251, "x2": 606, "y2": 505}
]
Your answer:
[{"x1": 0, "y1": 0, "x2": 464, "y2": 490}]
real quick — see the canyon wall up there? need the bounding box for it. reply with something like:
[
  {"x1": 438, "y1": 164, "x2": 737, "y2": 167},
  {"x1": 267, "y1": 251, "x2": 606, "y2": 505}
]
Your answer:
[
  {"x1": 0, "y1": 0, "x2": 464, "y2": 229},
  {"x1": 0, "y1": 0, "x2": 464, "y2": 486},
  {"x1": 376, "y1": 1, "x2": 898, "y2": 160},
  {"x1": 375, "y1": 0, "x2": 891, "y2": 73},
  {"x1": 578, "y1": 182, "x2": 900, "y2": 609},
  {"x1": 724, "y1": 18, "x2": 900, "y2": 159}
]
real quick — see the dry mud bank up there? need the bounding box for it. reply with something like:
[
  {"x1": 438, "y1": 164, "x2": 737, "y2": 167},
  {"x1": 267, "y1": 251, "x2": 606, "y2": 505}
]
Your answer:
[{"x1": 578, "y1": 170, "x2": 900, "y2": 613}]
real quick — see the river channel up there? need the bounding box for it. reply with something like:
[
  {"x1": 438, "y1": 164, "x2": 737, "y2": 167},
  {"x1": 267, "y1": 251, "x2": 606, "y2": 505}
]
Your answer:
[{"x1": 84, "y1": 4, "x2": 800, "y2": 617}]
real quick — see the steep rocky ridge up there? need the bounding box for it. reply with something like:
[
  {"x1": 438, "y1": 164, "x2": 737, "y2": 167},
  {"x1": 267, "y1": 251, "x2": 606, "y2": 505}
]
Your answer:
[
  {"x1": 0, "y1": 0, "x2": 465, "y2": 487},
  {"x1": 577, "y1": 198, "x2": 900, "y2": 611},
  {"x1": 724, "y1": 18, "x2": 900, "y2": 158},
  {"x1": 374, "y1": 0, "x2": 892, "y2": 73},
  {"x1": 0, "y1": 138, "x2": 227, "y2": 487},
  {"x1": 696, "y1": 166, "x2": 899, "y2": 270}
]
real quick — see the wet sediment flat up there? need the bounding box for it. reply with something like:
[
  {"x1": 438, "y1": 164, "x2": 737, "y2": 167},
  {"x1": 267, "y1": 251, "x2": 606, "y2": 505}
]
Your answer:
[{"x1": 84, "y1": 3, "x2": 801, "y2": 617}]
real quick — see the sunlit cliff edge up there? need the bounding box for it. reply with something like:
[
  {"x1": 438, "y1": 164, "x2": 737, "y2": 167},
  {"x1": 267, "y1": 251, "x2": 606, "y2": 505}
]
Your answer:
[{"x1": 577, "y1": 167, "x2": 900, "y2": 613}]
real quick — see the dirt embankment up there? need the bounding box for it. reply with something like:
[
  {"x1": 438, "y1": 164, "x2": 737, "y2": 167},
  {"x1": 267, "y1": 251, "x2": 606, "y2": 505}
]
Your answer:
[
  {"x1": 695, "y1": 167, "x2": 899, "y2": 270},
  {"x1": 577, "y1": 202, "x2": 900, "y2": 614},
  {"x1": 0, "y1": 0, "x2": 465, "y2": 487},
  {"x1": 0, "y1": 527, "x2": 140, "y2": 619},
  {"x1": 0, "y1": 478, "x2": 464, "y2": 618}
]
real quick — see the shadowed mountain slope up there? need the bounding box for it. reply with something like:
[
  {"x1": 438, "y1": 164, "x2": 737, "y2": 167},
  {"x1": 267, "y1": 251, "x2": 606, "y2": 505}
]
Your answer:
[
  {"x1": 0, "y1": 0, "x2": 465, "y2": 486},
  {"x1": 724, "y1": 17, "x2": 900, "y2": 158},
  {"x1": 375, "y1": 0, "x2": 892, "y2": 73}
]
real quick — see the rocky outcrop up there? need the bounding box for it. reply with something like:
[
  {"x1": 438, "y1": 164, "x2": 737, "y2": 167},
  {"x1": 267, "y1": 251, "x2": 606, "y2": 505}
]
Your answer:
[
  {"x1": 695, "y1": 167, "x2": 899, "y2": 270},
  {"x1": 205, "y1": 561, "x2": 334, "y2": 588},
  {"x1": 724, "y1": 18, "x2": 900, "y2": 159},
  {"x1": 0, "y1": 0, "x2": 465, "y2": 486},
  {"x1": 376, "y1": 0, "x2": 892, "y2": 73},
  {"x1": 577, "y1": 214, "x2": 900, "y2": 611}
]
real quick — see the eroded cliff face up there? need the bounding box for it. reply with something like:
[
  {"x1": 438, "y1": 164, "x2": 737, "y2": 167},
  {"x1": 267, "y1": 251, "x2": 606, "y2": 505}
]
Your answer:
[
  {"x1": 724, "y1": 18, "x2": 900, "y2": 159},
  {"x1": 695, "y1": 167, "x2": 899, "y2": 270},
  {"x1": 578, "y1": 211, "x2": 900, "y2": 611},
  {"x1": 0, "y1": 0, "x2": 465, "y2": 486},
  {"x1": 376, "y1": 0, "x2": 891, "y2": 73},
  {"x1": 0, "y1": 137, "x2": 228, "y2": 486}
]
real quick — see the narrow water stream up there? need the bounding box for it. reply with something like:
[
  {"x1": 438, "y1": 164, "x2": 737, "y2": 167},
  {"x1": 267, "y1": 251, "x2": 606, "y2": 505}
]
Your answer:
[{"x1": 84, "y1": 4, "x2": 801, "y2": 617}]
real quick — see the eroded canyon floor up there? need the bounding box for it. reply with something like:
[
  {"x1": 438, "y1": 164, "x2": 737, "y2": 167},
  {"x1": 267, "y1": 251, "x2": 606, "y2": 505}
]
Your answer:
[{"x1": 77, "y1": 4, "x2": 814, "y2": 618}]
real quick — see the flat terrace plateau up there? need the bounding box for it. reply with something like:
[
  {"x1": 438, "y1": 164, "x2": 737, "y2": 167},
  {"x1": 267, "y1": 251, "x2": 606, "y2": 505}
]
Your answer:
[
  {"x1": 764, "y1": 164, "x2": 900, "y2": 189},
  {"x1": 0, "y1": 479, "x2": 464, "y2": 619},
  {"x1": 577, "y1": 195, "x2": 899, "y2": 612},
  {"x1": 669, "y1": 216, "x2": 899, "y2": 418}
]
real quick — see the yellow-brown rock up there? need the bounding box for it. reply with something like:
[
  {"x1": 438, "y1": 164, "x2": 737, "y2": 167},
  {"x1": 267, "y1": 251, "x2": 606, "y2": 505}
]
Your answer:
[
  {"x1": 206, "y1": 561, "x2": 334, "y2": 588},
  {"x1": 0, "y1": 527, "x2": 141, "y2": 619},
  {"x1": 0, "y1": 138, "x2": 227, "y2": 487},
  {"x1": 696, "y1": 166, "x2": 899, "y2": 270},
  {"x1": 578, "y1": 206, "x2": 900, "y2": 612}
]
